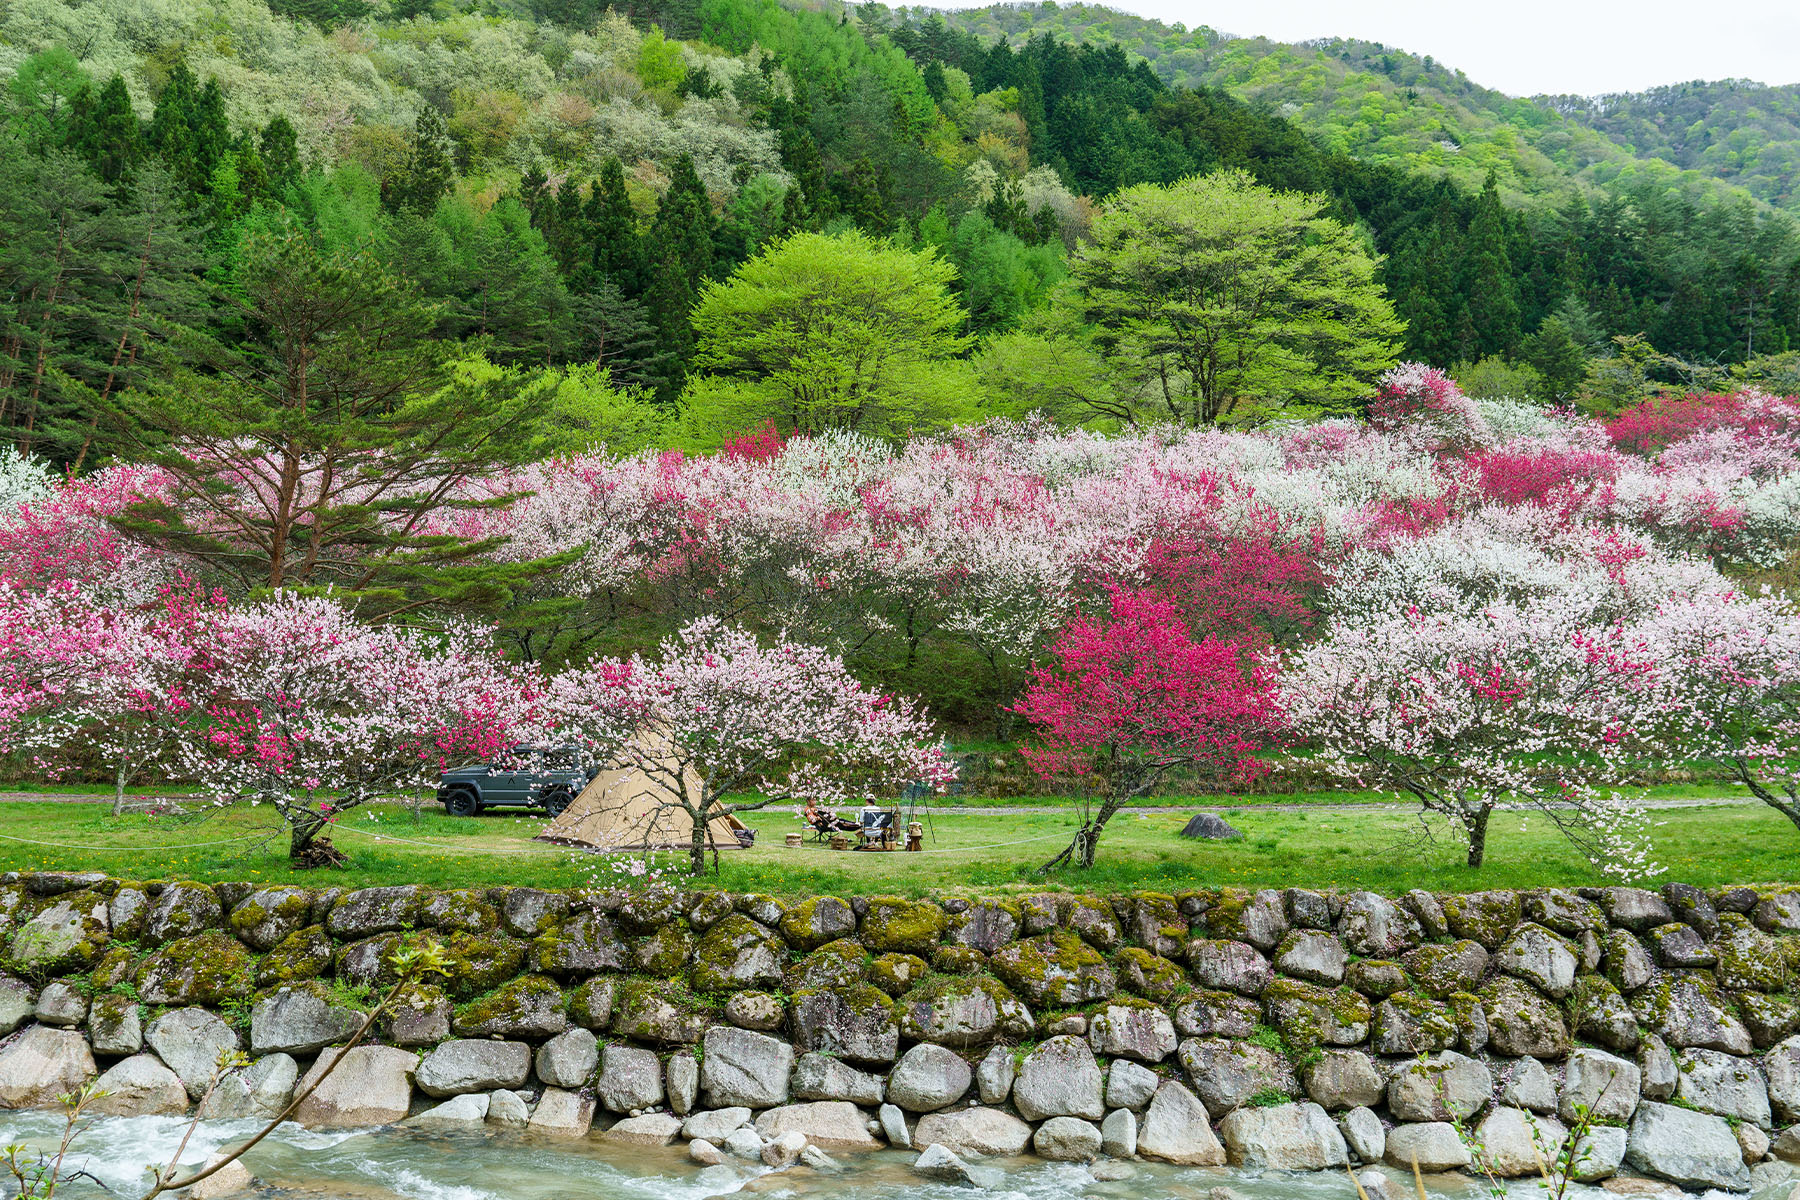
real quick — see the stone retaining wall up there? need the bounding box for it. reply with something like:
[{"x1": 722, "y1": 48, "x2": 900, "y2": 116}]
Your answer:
[{"x1": 4, "y1": 873, "x2": 1800, "y2": 1196}]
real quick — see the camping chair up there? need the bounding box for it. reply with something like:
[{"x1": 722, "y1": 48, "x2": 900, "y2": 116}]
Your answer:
[{"x1": 857, "y1": 808, "x2": 897, "y2": 849}]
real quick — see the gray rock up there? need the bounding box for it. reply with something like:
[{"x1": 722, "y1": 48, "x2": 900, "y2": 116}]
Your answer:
[
  {"x1": 947, "y1": 902, "x2": 1020, "y2": 953},
  {"x1": 1387, "y1": 1052, "x2": 1492, "y2": 1123},
  {"x1": 1136, "y1": 1080, "x2": 1226, "y2": 1165},
  {"x1": 799, "y1": 1145, "x2": 841, "y2": 1173},
  {"x1": 899, "y1": 977, "x2": 1032, "y2": 1051},
  {"x1": 1402, "y1": 939, "x2": 1489, "y2": 997},
  {"x1": 1101, "y1": 1108, "x2": 1137, "y2": 1157},
  {"x1": 701, "y1": 1026, "x2": 794, "y2": 1109},
  {"x1": 793, "y1": 1052, "x2": 885, "y2": 1106},
  {"x1": 8, "y1": 900, "x2": 105, "y2": 974},
  {"x1": 756, "y1": 1101, "x2": 882, "y2": 1151},
  {"x1": 1180, "y1": 813, "x2": 1242, "y2": 839},
  {"x1": 721, "y1": 1127, "x2": 764, "y2": 1160},
  {"x1": 529, "y1": 1088, "x2": 597, "y2": 1138},
  {"x1": 688, "y1": 1140, "x2": 724, "y2": 1167},
  {"x1": 145, "y1": 881, "x2": 222, "y2": 945},
  {"x1": 1603, "y1": 930, "x2": 1656, "y2": 992},
  {"x1": 1769, "y1": 1036, "x2": 1800, "y2": 1124},
  {"x1": 326, "y1": 885, "x2": 424, "y2": 938},
  {"x1": 1355, "y1": 1169, "x2": 1400, "y2": 1200},
  {"x1": 1476, "y1": 1107, "x2": 1568, "y2": 1177},
  {"x1": 596, "y1": 1042, "x2": 665, "y2": 1113},
  {"x1": 486, "y1": 1089, "x2": 529, "y2": 1129},
  {"x1": 1500, "y1": 1057, "x2": 1558, "y2": 1113},
  {"x1": 976, "y1": 1044, "x2": 1017, "y2": 1105},
  {"x1": 1035, "y1": 1116, "x2": 1103, "y2": 1162},
  {"x1": 107, "y1": 887, "x2": 148, "y2": 939},
  {"x1": 415, "y1": 1039, "x2": 530, "y2": 1097},
  {"x1": 1743, "y1": 1123, "x2": 1772, "y2": 1164},
  {"x1": 1496, "y1": 923, "x2": 1578, "y2": 998},
  {"x1": 1187, "y1": 939, "x2": 1272, "y2": 996},
  {"x1": 667, "y1": 1051, "x2": 699, "y2": 1116},
  {"x1": 532, "y1": 912, "x2": 627, "y2": 976},
  {"x1": 0, "y1": 975, "x2": 33, "y2": 1035},
  {"x1": 1014, "y1": 1034, "x2": 1105, "y2": 1121},
  {"x1": 1275, "y1": 930, "x2": 1348, "y2": 984},
  {"x1": 535, "y1": 1027, "x2": 598, "y2": 1090},
  {"x1": 1371, "y1": 995, "x2": 1459, "y2": 1056},
  {"x1": 384, "y1": 988, "x2": 451, "y2": 1047},
  {"x1": 145, "y1": 1007, "x2": 240, "y2": 1100},
  {"x1": 722, "y1": 991, "x2": 785, "y2": 1032},
  {"x1": 1180, "y1": 1037, "x2": 1297, "y2": 1117},
  {"x1": 500, "y1": 887, "x2": 568, "y2": 937},
  {"x1": 250, "y1": 986, "x2": 362, "y2": 1055},
  {"x1": 0, "y1": 1027, "x2": 96, "y2": 1108},
  {"x1": 1403, "y1": 890, "x2": 1449, "y2": 937},
  {"x1": 90, "y1": 998, "x2": 143, "y2": 1056},
  {"x1": 1087, "y1": 1002, "x2": 1177, "y2": 1063},
  {"x1": 1383, "y1": 1122, "x2": 1472, "y2": 1173},
  {"x1": 1601, "y1": 887, "x2": 1674, "y2": 931},
  {"x1": 1626, "y1": 1101, "x2": 1751, "y2": 1191},
  {"x1": 1482, "y1": 977, "x2": 1572, "y2": 1058},
  {"x1": 1572, "y1": 1125, "x2": 1629, "y2": 1182},
  {"x1": 1674, "y1": 1047, "x2": 1771, "y2": 1126},
  {"x1": 1106, "y1": 1059, "x2": 1160, "y2": 1111},
  {"x1": 1091, "y1": 1161, "x2": 1137, "y2": 1182},
  {"x1": 791, "y1": 986, "x2": 900, "y2": 1064},
  {"x1": 1219, "y1": 1101, "x2": 1348, "y2": 1170},
  {"x1": 406, "y1": 1093, "x2": 490, "y2": 1127},
  {"x1": 912, "y1": 1107, "x2": 1034, "y2": 1157},
  {"x1": 196, "y1": 1052, "x2": 296, "y2": 1120},
  {"x1": 293, "y1": 1045, "x2": 419, "y2": 1127},
  {"x1": 1572, "y1": 976, "x2": 1641, "y2": 1053},
  {"x1": 228, "y1": 887, "x2": 313, "y2": 950},
  {"x1": 1341, "y1": 1106, "x2": 1385, "y2": 1163},
  {"x1": 761, "y1": 1129, "x2": 807, "y2": 1167},
  {"x1": 1754, "y1": 893, "x2": 1800, "y2": 934},
  {"x1": 887, "y1": 1042, "x2": 972, "y2": 1113},
  {"x1": 91, "y1": 1054, "x2": 189, "y2": 1116},
  {"x1": 913, "y1": 1144, "x2": 1003, "y2": 1189},
  {"x1": 1632, "y1": 973, "x2": 1754, "y2": 1054},
  {"x1": 683, "y1": 1108, "x2": 754, "y2": 1142},
  {"x1": 1751, "y1": 1161, "x2": 1796, "y2": 1190},
  {"x1": 1647, "y1": 922, "x2": 1716, "y2": 968},
  {"x1": 1338, "y1": 892, "x2": 1422, "y2": 957},
  {"x1": 598, "y1": 1111, "x2": 679, "y2": 1145},
  {"x1": 1174, "y1": 991, "x2": 1263, "y2": 1040},
  {"x1": 32, "y1": 981, "x2": 86, "y2": 1027},
  {"x1": 1560, "y1": 1047, "x2": 1642, "y2": 1123},
  {"x1": 1302, "y1": 1049, "x2": 1383, "y2": 1111},
  {"x1": 879, "y1": 1102, "x2": 912, "y2": 1149},
  {"x1": 1640, "y1": 1034, "x2": 1678, "y2": 1101}
]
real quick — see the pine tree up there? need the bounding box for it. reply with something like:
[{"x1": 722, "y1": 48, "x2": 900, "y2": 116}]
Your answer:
[
  {"x1": 1460, "y1": 171, "x2": 1521, "y2": 357},
  {"x1": 584, "y1": 158, "x2": 640, "y2": 289},
  {"x1": 260, "y1": 115, "x2": 301, "y2": 191},
  {"x1": 387, "y1": 105, "x2": 455, "y2": 215},
  {"x1": 147, "y1": 64, "x2": 200, "y2": 181},
  {"x1": 651, "y1": 156, "x2": 716, "y2": 292},
  {"x1": 71, "y1": 75, "x2": 142, "y2": 186}
]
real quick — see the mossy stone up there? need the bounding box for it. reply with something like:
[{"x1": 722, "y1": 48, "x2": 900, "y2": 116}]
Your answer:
[
  {"x1": 896, "y1": 974, "x2": 1033, "y2": 1049},
  {"x1": 868, "y1": 952, "x2": 930, "y2": 997},
  {"x1": 228, "y1": 887, "x2": 314, "y2": 951},
  {"x1": 777, "y1": 896, "x2": 857, "y2": 952},
  {"x1": 1714, "y1": 913, "x2": 1791, "y2": 992},
  {"x1": 1065, "y1": 896, "x2": 1123, "y2": 951},
  {"x1": 610, "y1": 977, "x2": 708, "y2": 1043},
  {"x1": 1116, "y1": 946, "x2": 1186, "y2": 1003},
  {"x1": 436, "y1": 929, "x2": 529, "y2": 1000},
  {"x1": 617, "y1": 886, "x2": 683, "y2": 934},
  {"x1": 422, "y1": 889, "x2": 499, "y2": 934},
  {"x1": 529, "y1": 912, "x2": 627, "y2": 978},
  {"x1": 1441, "y1": 890, "x2": 1523, "y2": 950},
  {"x1": 90, "y1": 946, "x2": 138, "y2": 991},
  {"x1": 861, "y1": 898, "x2": 947, "y2": 956},
  {"x1": 568, "y1": 977, "x2": 618, "y2": 1030},
  {"x1": 451, "y1": 973, "x2": 568, "y2": 1038},
  {"x1": 1373, "y1": 991, "x2": 1460, "y2": 1055},
  {"x1": 784, "y1": 939, "x2": 869, "y2": 993},
  {"x1": 633, "y1": 922, "x2": 694, "y2": 976},
  {"x1": 791, "y1": 983, "x2": 901, "y2": 1062},
  {"x1": 1262, "y1": 978, "x2": 1372, "y2": 1049},
  {"x1": 687, "y1": 892, "x2": 735, "y2": 931},
  {"x1": 6, "y1": 896, "x2": 109, "y2": 976},
  {"x1": 989, "y1": 929, "x2": 1117, "y2": 1007},
  {"x1": 256, "y1": 924, "x2": 334, "y2": 987},
  {"x1": 692, "y1": 914, "x2": 785, "y2": 992},
  {"x1": 930, "y1": 945, "x2": 987, "y2": 975},
  {"x1": 134, "y1": 930, "x2": 254, "y2": 1006}
]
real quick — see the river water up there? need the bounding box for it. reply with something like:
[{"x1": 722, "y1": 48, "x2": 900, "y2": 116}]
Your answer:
[{"x1": 0, "y1": 1112, "x2": 1717, "y2": 1200}]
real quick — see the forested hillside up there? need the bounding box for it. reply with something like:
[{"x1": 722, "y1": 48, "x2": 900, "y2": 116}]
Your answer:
[{"x1": 3, "y1": 0, "x2": 1800, "y2": 471}]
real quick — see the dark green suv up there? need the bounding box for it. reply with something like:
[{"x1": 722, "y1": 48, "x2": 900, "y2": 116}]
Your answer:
[{"x1": 436, "y1": 745, "x2": 594, "y2": 817}]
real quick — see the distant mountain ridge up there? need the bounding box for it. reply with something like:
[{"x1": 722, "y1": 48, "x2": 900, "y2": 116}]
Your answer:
[{"x1": 897, "y1": 2, "x2": 1800, "y2": 210}]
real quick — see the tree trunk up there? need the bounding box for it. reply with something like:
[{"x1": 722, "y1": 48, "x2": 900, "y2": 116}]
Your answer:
[
  {"x1": 111, "y1": 760, "x2": 130, "y2": 817},
  {"x1": 1735, "y1": 761, "x2": 1800, "y2": 834},
  {"x1": 1041, "y1": 792, "x2": 1127, "y2": 873},
  {"x1": 689, "y1": 803, "x2": 708, "y2": 877},
  {"x1": 290, "y1": 812, "x2": 346, "y2": 867},
  {"x1": 1463, "y1": 805, "x2": 1491, "y2": 869}
]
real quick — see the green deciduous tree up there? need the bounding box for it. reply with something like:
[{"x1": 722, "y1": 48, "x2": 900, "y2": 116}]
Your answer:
[
  {"x1": 686, "y1": 229, "x2": 973, "y2": 438},
  {"x1": 1066, "y1": 169, "x2": 1403, "y2": 426}
]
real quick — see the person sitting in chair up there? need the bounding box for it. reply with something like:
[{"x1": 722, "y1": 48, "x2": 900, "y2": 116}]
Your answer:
[{"x1": 803, "y1": 802, "x2": 857, "y2": 834}]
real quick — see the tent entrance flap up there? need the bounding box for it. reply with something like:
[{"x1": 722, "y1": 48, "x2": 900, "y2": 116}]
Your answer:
[{"x1": 534, "y1": 752, "x2": 746, "y2": 851}]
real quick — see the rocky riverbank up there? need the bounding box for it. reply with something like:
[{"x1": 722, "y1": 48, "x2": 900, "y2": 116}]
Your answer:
[{"x1": 3, "y1": 873, "x2": 1800, "y2": 1197}]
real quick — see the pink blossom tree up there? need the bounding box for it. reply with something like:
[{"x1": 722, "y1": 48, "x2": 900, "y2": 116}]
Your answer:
[
  {"x1": 179, "y1": 593, "x2": 539, "y2": 864},
  {"x1": 543, "y1": 617, "x2": 954, "y2": 876},
  {"x1": 1367, "y1": 362, "x2": 1492, "y2": 454},
  {"x1": 1013, "y1": 588, "x2": 1278, "y2": 872}
]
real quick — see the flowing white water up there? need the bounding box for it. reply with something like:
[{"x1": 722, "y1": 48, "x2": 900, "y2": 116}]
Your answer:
[{"x1": 0, "y1": 1112, "x2": 1731, "y2": 1200}]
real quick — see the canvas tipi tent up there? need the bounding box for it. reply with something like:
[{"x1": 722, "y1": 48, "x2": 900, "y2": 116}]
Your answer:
[{"x1": 535, "y1": 747, "x2": 747, "y2": 852}]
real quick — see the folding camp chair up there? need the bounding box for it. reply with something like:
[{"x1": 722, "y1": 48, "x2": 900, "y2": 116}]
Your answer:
[{"x1": 857, "y1": 808, "x2": 897, "y2": 849}]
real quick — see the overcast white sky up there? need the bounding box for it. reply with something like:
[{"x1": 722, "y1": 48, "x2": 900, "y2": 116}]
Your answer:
[{"x1": 931, "y1": 0, "x2": 1800, "y2": 96}]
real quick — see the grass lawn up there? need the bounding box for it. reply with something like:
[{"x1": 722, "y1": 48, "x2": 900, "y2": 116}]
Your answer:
[{"x1": 0, "y1": 795, "x2": 1794, "y2": 898}]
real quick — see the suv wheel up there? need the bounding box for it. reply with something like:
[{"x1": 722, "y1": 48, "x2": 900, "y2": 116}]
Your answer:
[
  {"x1": 540, "y1": 786, "x2": 573, "y2": 817},
  {"x1": 443, "y1": 788, "x2": 480, "y2": 818}
]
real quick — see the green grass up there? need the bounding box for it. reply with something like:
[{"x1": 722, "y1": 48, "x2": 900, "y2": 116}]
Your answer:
[
  {"x1": 0, "y1": 795, "x2": 1792, "y2": 898},
  {"x1": 935, "y1": 781, "x2": 1742, "y2": 809}
]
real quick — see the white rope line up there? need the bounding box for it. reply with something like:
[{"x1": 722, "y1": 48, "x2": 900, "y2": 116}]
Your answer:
[{"x1": 0, "y1": 831, "x2": 268, "y2": 851}]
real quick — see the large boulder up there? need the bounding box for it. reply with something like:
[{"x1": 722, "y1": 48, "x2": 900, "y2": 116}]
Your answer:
[
  {"x1": 1135, "y1": 1080, "x2": 1226, "y2": 1165},
  {"x1": 135, "y1": 932, "x2": 254, "y2": 1006},
  {"x1": 1105, "y1": 1059, "x2": 1159, "y2": 1111},
  {"x1": 1480, "y1": 977, "x2": 1571, "y2": 1058},
  {"x1": 196, "y1": 1053, "x2": 297, "y2": 1120},
  {"x1": 1388, "y1": 1052, "x2": 1492, "y2": 1123},
  {"x1": 1769, "y1": 1034, "x2": 1800, "y2": 1124},
  {"x1": 1274, "y1": 930, "x2": 1347, "y2": 985},
  {"x1": 1559, "y1": 1047, "x2": 1642, "y2": 1123},
  {"x1": 293, "y1": 1045, "x2": 419, "y2": 1127},
  {"x1": 89, "y1": 995, "x2": 142, "y2": 1056},
  {"x1": 895, "y1": 976, "x2": 1029, "y2": 1052},
  {"x1": 989, "y1": 930, "x2": 1115, "y2": 1006},
  {"x1": 945, "y1": 901, "x2": 1020, "y2": 954},
  {"x1": 1371, "y1": 993, "x2": 1459, "y2": 1056},
  {"x1": 861, "y1": 898, "x2": 948, "y2": 956},
  {"x1": 145, "y1": 1007, "x2": 240, "y2": 1100},
  {"x1": 793, "y1": 1052, "x2": 885, "y2": 1106},
  {"x1": 529, "y1": 912, "x2": 627, "y2": 977},
  {"x1": 1338, "y1": 892, "x2": 1422, "y2": 957},
  {"x1": 91, "y1": 1055, "x2": 189, "y2": 1116},
  {"x1": 535, "y1": 1028, "x2": 598, "y2": 1090},
  {"x1": 886, "y1": 1043, "x2": 972, "y2": 1113},
  {"x1": 1262, "y1": 978, "x2": 1371, "y2": 1048},
  {"x1": 1086, "y1": 1001, "x2": 1177, "y2": 1063},
  {"x1": 912, "y1": 1144, "x2": 1002, "y2": 1188},
  {"x1": 1571, "y1": 976, "x2": 1640, "y2": 1052},
  {"x1": 529, "y1": 1088, "x2": 598, "y2": 1138},
  {"x1": 1475, "y1": 1107, "x2": 1568, "y2": 1177},
  {"x1": 228, "y1": 887, "x2": 314, "y2": 950},
  {"x1": 1206, "y1": 888, "x2": 1289, "y2": 949},
  {"x1": 499, "y1": 888, "x2": 568, "y2": 937},
  {"x1": 1599, "y1": 887, "x2": 1674, "y2": 932},
  {"x1": 1219, "y1": 1101, "x2": 1348, "y2": 1170},
  {"x1": 1625, "y1": 1102, "x2": 1751, "y2": 1191},
  {"x1": 701, "y1": 1026, "x2": 794, "y2": 1109},
  {"x1": 1187, "y1": 939, "x2": 1273, "y2": 996},
  {"x1": 1495, "y1": 923, "x2": 1578, "y2": 998},
  {"x1": 609, "y1": 978, "x2": 706, "y2": 1044},
  {"x1": 1034, "y1": 1116, "x2": 1103, "y2": 1162},
  {"x1": 911, "y1": 1107, "x2": 1033, "y2": 1157},
  {"x1": 250, "y1": 983, "x2": 363, "y2": 1055},
  {"x1": 754, "y1": 1101, "x2": 882, "y2": 1152},
  {"x1": 1302, "y1": 1050, "x2": 1384, "y2": 1111},
  {"x1": 1441, "y1": 890, "x2": 1521, "y2": 950},
  {"x1": 692, "y1": 915, "x2": 786, "y2": 992},
  {"x1": 415, "y1": 1039, "x2": 531, "y2": 1097},
  {"x1": 1630, "y1": 973, "x2": 1754, "y2": 1054},
  {"x1": 144, "y1": 882, "x2": 223, "y2": 945},
  {"x1": 1383, "y1": 1123, "x2": 1472, "y2": 1173},
  {"x1": 450, "y1": 974, "x2": 568, "y2": 1039},
  {"x1": 777, "y1": 897, "x2": 858, "y2": 952},
  {"x1": 326, "y1": 886, "x2": 426, "y2": 938},
  {"x1": 596, "y1": 1043, "x2": 665, "y2": 1113},
  {"x1": 0, "y1": 975, "x2": 33, "y2": 1035},
  {"x1": 8, "y1": 899, "x2": 108, "y2": 975},
  {"x1": 1341, "y1": 1107, "x2": 1384, "y2": 1164},
  {"x1": 1013, "y1": 1035, "x2": 1105, "y2": 1121},
  {"x1": 1673, "y1": 1048, "x2": 1771, "y2": 1126},
  {"x1": 0, "y1": 1027, "x2": 96, "y2": 1108},
  {"x1": 1179, "y1": 1037, "x2": 1296, "y2": 1117},
  {"x1": 1403, "y1": 940, "x2": 1490, "y2": 998}
]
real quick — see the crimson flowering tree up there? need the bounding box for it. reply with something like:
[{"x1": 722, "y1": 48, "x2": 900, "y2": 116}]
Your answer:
[
  {"x1": 1013, "y1": 588, "x2": 1278, "y2": 872},
  {"x1": 1604, "y1": 389, "x2": 1800, "y2": 455},
  {"x1": 1367, "y1": 363, "x2": 1492, "y2": 453},
  {"x1": 543, "y1": 617, "x2": 954, "y2": 875},
  {"x1": 1280, "y1": 601, "x2": 1662, "y2": 874},
  {"x1": 180, "y1": 593, "x2": 539, "y2": 864}
]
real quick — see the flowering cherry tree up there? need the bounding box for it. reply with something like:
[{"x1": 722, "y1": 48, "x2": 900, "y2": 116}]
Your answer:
[
  {"x1": 180, "y1": 593, "x2": 539, "y2": 864},
  {"x1": 1013, "y1": 588, "x2": 1278, "y2": 871},
  {"x1": 1280, "y1": 600, "x2": 1662, "y2": 875},
  {"x1": 1367, "y1": 363, "x2": 1492, "y2": 454},
  {"x1": 543, "y1": 617, "x2": 954, "y2": 876}
]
